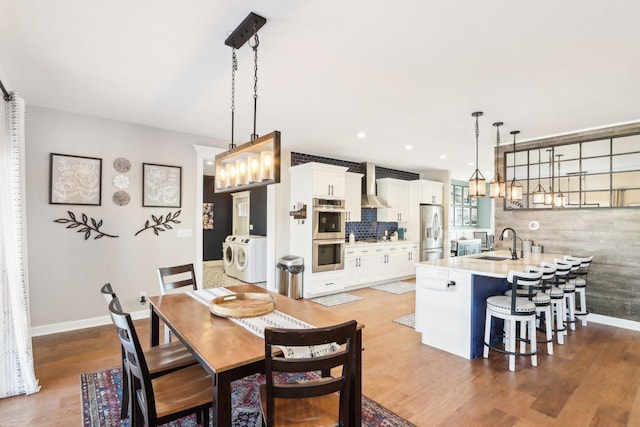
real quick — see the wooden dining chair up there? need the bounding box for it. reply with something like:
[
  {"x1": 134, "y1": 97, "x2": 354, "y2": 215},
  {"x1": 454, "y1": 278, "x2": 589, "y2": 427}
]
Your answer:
[
  {"x1": 260, "y1": 320, "x2": 357, "y2": 427},
  {"x1": 100, "y1": 283, "x2": 197, "y2": 420},
  {"x1": 156, "y1": 263, "x2": 197, "y2": 343},
  {"x1": 108, "y1": 297, "x2": 213, "y2": 427}
]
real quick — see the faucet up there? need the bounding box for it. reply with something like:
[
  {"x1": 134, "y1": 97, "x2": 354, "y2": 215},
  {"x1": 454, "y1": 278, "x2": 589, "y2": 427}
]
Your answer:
[
  {"x1": 515, "y1": 237, "x2": 525, "y2": 258},
  {"x1": 499, "y1": 227, "x2": 518, "y2": 260}
]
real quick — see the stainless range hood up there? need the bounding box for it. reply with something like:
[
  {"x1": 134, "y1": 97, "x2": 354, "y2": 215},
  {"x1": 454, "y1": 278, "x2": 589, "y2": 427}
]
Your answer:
[{"x1": 361, "y1": 162, "x2": 390, "y2": 208}]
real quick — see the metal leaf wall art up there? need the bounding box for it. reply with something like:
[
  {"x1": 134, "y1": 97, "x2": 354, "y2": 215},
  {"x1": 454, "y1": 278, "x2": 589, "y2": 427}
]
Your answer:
[
  {"x1": 54, "y1": 211, "x2": 119, "y2": 240},
  {"x1": 135, "y1": 210, "x2": 182, "y2": 236}
]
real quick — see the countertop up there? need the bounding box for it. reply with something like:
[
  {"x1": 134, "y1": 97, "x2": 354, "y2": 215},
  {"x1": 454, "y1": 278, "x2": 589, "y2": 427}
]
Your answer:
[
  {"x1": 346, "y1": 239, "x2": 418, "y2": 247},
  {"x1": 416, "y1": 250, "x2": 564, "y2": 279}
]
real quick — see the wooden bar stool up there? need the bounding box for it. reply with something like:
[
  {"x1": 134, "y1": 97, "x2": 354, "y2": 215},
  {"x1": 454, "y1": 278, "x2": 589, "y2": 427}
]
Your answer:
[
  {"x1": 564, "y1": 255, "x2": 593, "y2": 326},
  {"x1": 483, "y1": 270, "x2": 541, "y2": 371}
]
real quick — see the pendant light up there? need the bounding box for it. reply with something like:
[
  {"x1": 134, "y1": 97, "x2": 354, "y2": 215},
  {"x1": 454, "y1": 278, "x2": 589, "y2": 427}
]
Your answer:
[
  {"x1": 532, "y1": 148, "x2": 546, "y2": 204},
  {"x1": 468, "y1": 111, "x2": 486, "y2": 198},
  {"x1": 554, "y1": 154, "x2": 565, "y2": 207},
  {"x1": 508, "y1": 130, "x2": 523, "y2": 201},
  {"x1": 489, "y1": 121, "x2": 506, "y2": 198},
  {"x1": 544, "y1": 149, "x2": 554, "y2": 205}
]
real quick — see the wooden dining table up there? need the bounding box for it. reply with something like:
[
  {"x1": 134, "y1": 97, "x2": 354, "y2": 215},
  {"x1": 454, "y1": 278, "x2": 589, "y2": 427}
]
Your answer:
[{"x1": 149, "y1": 284, "x2": 364, "y2": 427}]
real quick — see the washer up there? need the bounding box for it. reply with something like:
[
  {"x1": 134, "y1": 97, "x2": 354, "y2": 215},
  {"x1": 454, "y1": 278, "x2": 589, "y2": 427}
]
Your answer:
[
  {"x1": 222, "y1": 235, "x2": 240, "y2": 278},
  {"x1": 234, "y1": 235, "x2": 267, "y2": 283}
]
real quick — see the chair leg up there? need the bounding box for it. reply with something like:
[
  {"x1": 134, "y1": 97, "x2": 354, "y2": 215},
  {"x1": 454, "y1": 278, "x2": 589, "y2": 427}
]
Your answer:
[
  {"x1": 120, "y1": 360, "x2": 129, "y2": 419},
  {"x1": 544, "y1": 306, "x2": 553, "y2": 355},
  {"x1": 519, "y1": 320, "x2": 527, "y2": 355},
  {"x1": 483, "y1": 310, "x2": 492, "y2": 359},
  {"x1": 164, "y1": 324, "x2": 172, "y2": 344},
  {"x1": 565, "y1": 293, "x2": 576, "y2": 331},
  {"x1": 508, "y1": 319, "x2": 516, "y2": 372},
  {"x1": 553, "y1": 300, "x2": 565, "y2": 345},
  {"x1": 529, "y1": 316, "x2": 538, "y2": 367},
  {"x1": 576, "y1": 288, "x2": 588, "y2": 326}
]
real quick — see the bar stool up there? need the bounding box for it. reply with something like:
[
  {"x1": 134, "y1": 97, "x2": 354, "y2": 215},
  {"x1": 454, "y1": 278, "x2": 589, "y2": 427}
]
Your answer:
[
  {"x1": 553, "y1": 259, "x2": 576, "y2": 333},
  {"x1": 540, "y1": 262, "x2": 565, "y2": 345},
  {"x1": 483, "y1": 270, "x2": 541, "y2": 371},
  {"x1": 525, "y1": 266, "x2": 554, "y2": 355},
  {"x1": 564, "y1": 255, "x2": 593, "y2": 326}
]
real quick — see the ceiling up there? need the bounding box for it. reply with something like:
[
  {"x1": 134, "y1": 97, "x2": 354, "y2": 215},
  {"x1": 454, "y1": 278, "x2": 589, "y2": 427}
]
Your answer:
[{"x1": 2, "y1": 1, "x2": 640, "y2": 180}]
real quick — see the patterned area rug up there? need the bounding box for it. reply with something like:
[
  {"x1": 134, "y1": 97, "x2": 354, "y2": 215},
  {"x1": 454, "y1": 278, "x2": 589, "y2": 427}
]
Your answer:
[
  {"x1": 393, "y1": 313, "x2": 416, "y2": 329},
  {"x1": 202, "y1": 264, "x2": 266, "y2": 289},
  {"x1": 310, "y1": 292, "x2": 363, "y2": 307},
  {"x1": 81, "y1": 367, "x2": 415, "y2": 427},
  {"x1": 371, "y1": 281, "x2": 416, "y2": 294}
]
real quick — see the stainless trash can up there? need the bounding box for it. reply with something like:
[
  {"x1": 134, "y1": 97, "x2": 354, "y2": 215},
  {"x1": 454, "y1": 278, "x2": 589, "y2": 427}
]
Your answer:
[{"x1": 277, "y1": 255, "x2": 304, "y2": 299}]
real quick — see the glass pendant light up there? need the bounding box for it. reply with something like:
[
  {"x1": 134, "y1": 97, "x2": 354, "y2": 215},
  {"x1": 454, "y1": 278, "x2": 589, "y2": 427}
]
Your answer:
[
  {"x1": 553, "y1": 154, "x2": 565, "y2": 207},
  {"x1": 468, "y1": 111, "x2": 486, "y2": 198},
  {"x1": 489, "y1": 121, "x2": 506, "y2": 198},
  {"x1": 532, "y1": 148, "x2": 546, "y2": 204},
  {"x1": 544, "y1": 149, "x2": 554, "y2": 205},
  {"x1": 508, "y1": 130, "x2": 523, "y2": 201}
]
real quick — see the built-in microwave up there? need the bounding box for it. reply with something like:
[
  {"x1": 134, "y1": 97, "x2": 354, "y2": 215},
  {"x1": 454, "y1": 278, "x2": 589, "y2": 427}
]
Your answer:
[
  {"x1": 312, "y1": 239, "x2": 345, "y2": 272},
  {"x1": 312, "y1": 198, "x2": 346, "y2": 240}
]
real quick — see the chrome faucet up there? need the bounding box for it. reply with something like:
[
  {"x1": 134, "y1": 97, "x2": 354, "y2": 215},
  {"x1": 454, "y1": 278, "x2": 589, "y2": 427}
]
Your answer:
[
  {"x1": 515, "y1": 237, "x2": 525, "y2": 258},
  {"x1": 499, "y1": 227, "x2": 518, "y2": 260}
]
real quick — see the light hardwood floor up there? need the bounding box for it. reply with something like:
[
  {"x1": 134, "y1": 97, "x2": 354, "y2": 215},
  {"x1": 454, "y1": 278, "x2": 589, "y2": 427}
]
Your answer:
[{"x1": 1, "y1": 283, "x2": 639, "y2": 426}]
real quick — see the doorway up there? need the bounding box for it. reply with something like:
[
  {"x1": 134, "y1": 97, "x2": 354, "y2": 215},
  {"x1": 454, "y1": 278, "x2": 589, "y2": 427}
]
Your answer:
[{"x1": 232, "y1": 191, "x2": 251, "y2": 236}]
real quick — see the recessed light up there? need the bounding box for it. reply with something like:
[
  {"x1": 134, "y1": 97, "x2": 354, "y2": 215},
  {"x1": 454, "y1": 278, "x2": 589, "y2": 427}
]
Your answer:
[
  {"x1": 357, "y1": 131, "x2": 367, "y2": 139},
  {"x1": 404, "y1": 144, "x2": 413, "y2": 150},
  {"x1": 206, "y1": 161, "x2": 214, "y2": 165},
  {"x1": 440, "y1": 154, "x2": 447, "y2": 159},
  {"x1": 467, "y1": 162, "x2": 474, "y2": 166}
]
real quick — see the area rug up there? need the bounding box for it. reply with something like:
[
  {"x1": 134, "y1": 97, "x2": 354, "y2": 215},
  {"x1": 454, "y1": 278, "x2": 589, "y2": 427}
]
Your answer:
[
  {"x1": 393, "y1": 313, "x2": 416, "y2": 329},
  {"x1": 81, "y1": 366, "x2": 415, "y2": 427},
  {"x1": 370, "y1": 281, "x2": 416, "y2": 294},
  {"x1": 310, "y1": 292, "x2": 362, "y2": 307},
  {"x1": 202, "y1": 264, "x2": 266, "y2": 289}
]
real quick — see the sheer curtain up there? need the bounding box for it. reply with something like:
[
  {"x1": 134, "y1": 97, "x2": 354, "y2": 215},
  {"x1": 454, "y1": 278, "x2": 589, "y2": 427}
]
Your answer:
[{"x1": 0, "y1": 93, "x2": 40, "y2": 397}]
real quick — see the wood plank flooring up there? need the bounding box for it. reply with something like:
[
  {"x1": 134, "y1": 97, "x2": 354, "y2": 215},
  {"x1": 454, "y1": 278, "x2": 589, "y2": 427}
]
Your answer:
[{"x1": 1, "y1": 282, "x2": 639, "y2": 426}]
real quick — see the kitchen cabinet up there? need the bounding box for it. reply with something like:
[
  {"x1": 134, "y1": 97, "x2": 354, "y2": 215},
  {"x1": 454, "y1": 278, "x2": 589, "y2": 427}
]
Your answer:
[
  {"x1": 405, "y1": 179, "x2": 444, "y2": 241},
  {"x1": 289, "y1": 162, "x2": 348, "y2": 200},
  {"x1": 345, "y1": 172, "x2": 363, "y2": 222},
  {"x1": 344, "y1": 246, "x2": 372, "y2": 285},
  {"x1": 306, "y1": 270, "x2": 345, "y2": 297},
  {"x1": 376, "y1": 178, "x2": 410, "y2": 222},
  {"x1": 398, "y1": 242, "x2": 419, "y2": 276}
]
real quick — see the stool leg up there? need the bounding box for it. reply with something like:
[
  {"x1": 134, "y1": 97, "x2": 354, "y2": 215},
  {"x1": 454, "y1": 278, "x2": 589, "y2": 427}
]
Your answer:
[
  {"x1": 508, "y1": 319, "x2": 516, "y2": 372},
  {"x1": 530, "y1": 316, "x2": 538, "y2": 367},
  {"x1": 577, "y1": 288, "x2": 588, "y2": 326},
  {"x1": 520, "y1": 320, "x2": 527, "y2": 355},
  {"x1": 553, "y1": 300, "x2": 565, "y2": 345},
  {"x1": 566, "y1": 293, "x2": 576, "y2": 331},
  {"x1": 483, "y1": 310, "x2": 492, "y2": 359},
  {"x1": 544, "y1": 306, "x2": 553, "y2": 355}
]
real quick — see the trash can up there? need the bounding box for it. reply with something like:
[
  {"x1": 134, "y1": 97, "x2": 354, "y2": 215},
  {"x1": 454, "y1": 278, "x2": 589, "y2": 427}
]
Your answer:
[{"x1": 277, "y1": 255, "x2": 304, "y2": 299}]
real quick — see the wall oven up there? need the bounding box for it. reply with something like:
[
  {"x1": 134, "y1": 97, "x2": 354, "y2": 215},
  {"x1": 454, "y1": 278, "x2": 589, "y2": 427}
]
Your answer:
[
  {"x1": 312, "y1": 239, "x2": 346, "y2": 272},
  {"x1": 312, "y1": 198, "x2": 346, "y2": 240}
]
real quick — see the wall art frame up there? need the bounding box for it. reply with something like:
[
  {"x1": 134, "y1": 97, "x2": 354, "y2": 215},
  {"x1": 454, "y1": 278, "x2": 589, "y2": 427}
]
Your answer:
[
  {"x1": 142, "y1": 163, "x2": 182, "y2": 208},
  {"x1": 49, "y1": 153, "x2": 102, "y2": 205},
  {"x1": 454, "y1": 185, "x2": 463, "y2": 205}
]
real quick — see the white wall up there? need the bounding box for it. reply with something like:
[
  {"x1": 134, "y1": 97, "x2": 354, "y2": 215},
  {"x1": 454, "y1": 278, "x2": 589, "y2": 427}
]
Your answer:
[{"x1": 25, "y1": 106, "x2": 225, "y2": 330}]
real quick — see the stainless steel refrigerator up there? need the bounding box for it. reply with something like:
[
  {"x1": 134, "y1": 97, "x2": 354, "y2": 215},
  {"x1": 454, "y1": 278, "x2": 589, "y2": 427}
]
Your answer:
[{"x1": 420, "y1": 204, "x2": 444, "y2": 261}]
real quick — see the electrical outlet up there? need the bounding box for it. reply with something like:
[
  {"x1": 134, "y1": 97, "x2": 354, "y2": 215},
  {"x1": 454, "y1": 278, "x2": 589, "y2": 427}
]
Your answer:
[{"x1": 139, "y1": 291, "x2": 147, "y2": 304}]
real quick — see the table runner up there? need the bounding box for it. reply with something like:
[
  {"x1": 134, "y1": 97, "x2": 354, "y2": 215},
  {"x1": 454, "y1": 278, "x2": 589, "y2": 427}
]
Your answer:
[{"x1": 189, "y1": 288, "x2": 339, "y2": 358}]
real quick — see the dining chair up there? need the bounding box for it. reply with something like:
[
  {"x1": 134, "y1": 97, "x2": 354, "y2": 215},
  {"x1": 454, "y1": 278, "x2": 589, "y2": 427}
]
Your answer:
[
  {"x1": 260, "y1": 320, "x2": 357, "y2": 426},
  {"x1": 100, "y1": 283, "x2": 197, "y2": 420},
  {"x1": 108, "y1": 297, "x2": 213, "y2": 427},
  {"x1": 157, "y1": 263, "x2": 197, "y2": 343},
  {"x1": 473, "y1": 231, "x2": 490, "y2": 252}
]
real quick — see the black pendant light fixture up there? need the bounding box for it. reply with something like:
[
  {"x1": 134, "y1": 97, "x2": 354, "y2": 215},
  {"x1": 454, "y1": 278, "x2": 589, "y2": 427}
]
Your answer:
[
  {"x1": 554, "y1": 154, "x2": 566, "y2": 207},
  {"x1": 508, "y1": 130, "x2": 523, "y2": 201},
  {"x1": 532, "y1": 148, "x2": 546, "y2": 204},
  {"x1": 544, "y1": 149, "x2": 554, "y2": 205},
  {"x1": 489, "y1": 121, "x2": 506, "y2": 198},
  {"x1": 468, "y1": 111, "x2": 486, "y2": 198}
]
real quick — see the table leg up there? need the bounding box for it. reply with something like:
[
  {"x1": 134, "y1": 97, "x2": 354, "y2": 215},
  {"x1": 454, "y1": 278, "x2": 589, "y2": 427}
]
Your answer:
[
  {"x1": 150, "y1": 305, "x2": 159, "y2": 347},
  {"x1": 350, "y1": 328, "x2": 362, "y2": 426},
  {"x1": 213, "y1": 371, "x2": 232, "y2": 427}
]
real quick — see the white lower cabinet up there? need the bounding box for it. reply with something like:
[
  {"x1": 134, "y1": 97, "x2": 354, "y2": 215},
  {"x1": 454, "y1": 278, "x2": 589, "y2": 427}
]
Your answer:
[
  {"x1": 306, "y1": 270, "x2": 345, "y2": 297},
  {"x1": 344, "y1": 247, "x2": 372, "y2": 286}
]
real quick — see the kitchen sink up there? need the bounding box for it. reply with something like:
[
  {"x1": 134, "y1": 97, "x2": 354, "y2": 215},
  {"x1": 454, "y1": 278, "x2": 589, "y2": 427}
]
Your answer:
[{"x1": 472, "y1": 255, "x2": 510, "y2": 261}]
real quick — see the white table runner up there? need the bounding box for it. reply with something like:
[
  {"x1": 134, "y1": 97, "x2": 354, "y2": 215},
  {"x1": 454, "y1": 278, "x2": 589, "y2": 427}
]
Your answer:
[{"x1": 188, "y1": 288, "x2": 339, "y2": 358}]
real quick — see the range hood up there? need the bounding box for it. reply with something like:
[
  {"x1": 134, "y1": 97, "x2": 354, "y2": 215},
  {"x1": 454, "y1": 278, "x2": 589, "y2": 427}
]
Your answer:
[{"x1": 361, "y1": 162, "x2": 390, "y2": 208}]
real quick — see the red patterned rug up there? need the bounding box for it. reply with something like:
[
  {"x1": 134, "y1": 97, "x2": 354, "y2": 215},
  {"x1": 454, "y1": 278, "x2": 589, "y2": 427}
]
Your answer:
[{"x1": 81, "y1": 366, "x2": 415, "y2": 426}]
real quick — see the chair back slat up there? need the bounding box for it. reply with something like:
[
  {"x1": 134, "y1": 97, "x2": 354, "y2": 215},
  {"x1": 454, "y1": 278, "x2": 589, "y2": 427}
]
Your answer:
[
  {"x1": 157, "y1": 264, "x2": 197, "y2": 294},
  {"x1": 507, "y1": 270, "x2": 542, "y2": 315}
]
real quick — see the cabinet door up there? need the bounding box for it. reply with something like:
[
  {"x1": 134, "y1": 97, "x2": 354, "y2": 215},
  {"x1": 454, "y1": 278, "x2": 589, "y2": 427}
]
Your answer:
[
  {"x1": 377, "y1": 179, "x2": 410, "y2": 222},
  {"x1": 421, "y1": 181, "x2": 443, "y2": 205},
  {"x1": 344, "y1": 249, "x2": 358, "y2": 285},
  {"x1": 355, "y1": 249, "x2": 372, "y2": 284},
  {"x1": 369, "y1": 247, "x2": 386, "y2": 279},
  {"x1": 345, "y1": 173, "x2": 363, "y2": 222},
  {"x1": 313, "y1": 169, "x2": 346, "y2": 198},
  {"x1": 383, "y1": 246, "x2": 402, "y2": 279}
]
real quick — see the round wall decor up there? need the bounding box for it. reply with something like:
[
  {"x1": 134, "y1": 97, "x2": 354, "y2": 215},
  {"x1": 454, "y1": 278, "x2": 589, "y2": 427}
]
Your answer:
[
  {"x1": 113, "y1": 174, "x2": 130, "y2": 190},
  {"x1": 113, "y1": 157, "x2": 131, "y2": 173},
  {"x1": 112, "y1": 191, "x2": 131, "y2": 206}
]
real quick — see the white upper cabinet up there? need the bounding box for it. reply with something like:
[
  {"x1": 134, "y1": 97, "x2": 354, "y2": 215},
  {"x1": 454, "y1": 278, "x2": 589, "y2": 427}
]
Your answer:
[
  {"x1": 376, "y1": 178, "x2": 410, "y2": 222},
  {"x1": 408, "y1": 179, "x2": 444, "y2": 223},
  {"x1": 289, "y1": 162, "x2": 348, "y2": 200},
  {"x1": 345, "y1": 172, "x2": 363, "y2": 222}
]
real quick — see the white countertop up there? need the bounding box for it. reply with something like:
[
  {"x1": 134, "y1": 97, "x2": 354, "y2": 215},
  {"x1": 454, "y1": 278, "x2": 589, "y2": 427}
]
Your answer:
[
  {"x1": 416, "y1": 250, "x2": 563, "y2": 279},
  {"x1": 346, "y1": 239, "x2": 418, "y2": 247}
]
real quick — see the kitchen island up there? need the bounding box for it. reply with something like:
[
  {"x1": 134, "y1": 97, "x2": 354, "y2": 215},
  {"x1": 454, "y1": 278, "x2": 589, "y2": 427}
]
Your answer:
[{"x1": 415, "y1": 250, "x2": 564, "y2": 359}]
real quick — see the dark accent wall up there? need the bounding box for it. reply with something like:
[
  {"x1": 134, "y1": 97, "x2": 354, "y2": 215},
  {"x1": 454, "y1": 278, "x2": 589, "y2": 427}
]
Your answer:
[
  {"x1": 249, "y1": 186, "x2": 267, "y2": 236},
  {"x1": 203, "y1": 176, "x2": 232, "y2": 261},
  {"x1": 290, "y1": 152, "x2": 418, "y2": 240}
]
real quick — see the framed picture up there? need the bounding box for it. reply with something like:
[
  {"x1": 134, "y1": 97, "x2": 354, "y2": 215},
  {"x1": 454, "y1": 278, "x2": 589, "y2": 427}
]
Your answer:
[
  {"x1": 143, "y1": 163, "x2": 182, "y2": 207},
  {"x1": 454, "y1": 186, "x2": 463, "y2": 205},
  {"x1": 462, "y1": 187, "x2": 470, "y2": 205},
  {"x1": 50, "y1": 153, "x2": 102, "y2": 205},
  {"x1": 471, "y1": 196, "x2": 478, "y2": 207},
  {"x1": 463, "y1": 207, "x2": 471, "y2": 226},
  {"x1": 471, "y1": 207, "x2": 478, "y2": 226},
  {"x1": 203, "y1": 202, "x2": 214, "y2": 230},
  {"x1": 454, "y1": 206, "x2": 463, "y2": 226}
]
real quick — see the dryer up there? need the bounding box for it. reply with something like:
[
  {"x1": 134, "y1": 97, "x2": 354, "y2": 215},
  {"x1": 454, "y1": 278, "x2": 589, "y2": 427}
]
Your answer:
[
  {"x1": 234, "y1": 235, "x2": 267, "y2": 283},
  {"x1": 222, "y1": 235, "x2": 240, "y2": 278}
]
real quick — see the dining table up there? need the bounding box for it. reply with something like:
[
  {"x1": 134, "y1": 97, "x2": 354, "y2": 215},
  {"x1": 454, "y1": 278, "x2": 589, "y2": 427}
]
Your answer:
[{"x1": 149, "y1": 283, "x2": 364, "y2": 427}]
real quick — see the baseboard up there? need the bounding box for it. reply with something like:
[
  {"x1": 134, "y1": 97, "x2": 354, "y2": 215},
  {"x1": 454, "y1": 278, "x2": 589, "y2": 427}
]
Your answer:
[
  {"x1": 587, "y1": 313, "x2": 640, "y2": 331},
  {"x1": 30, "y1": 309, "x2": 150, "y2": 337}
]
